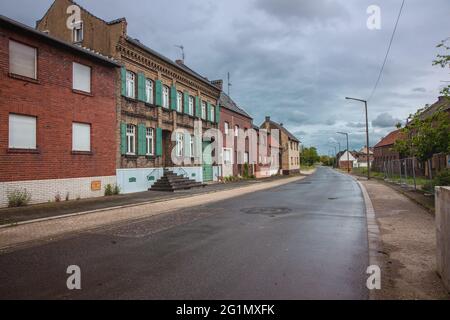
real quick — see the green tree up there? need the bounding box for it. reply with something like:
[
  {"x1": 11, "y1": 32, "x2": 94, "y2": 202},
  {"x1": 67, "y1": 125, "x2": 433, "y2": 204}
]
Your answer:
[
  {"x1": 433, "y1": 38, "x2": 450, "y2": 97},
  {"x1": 394, "y1": 105, "x2": 450, "y2": 162},
  {"x1": 301, "y1": 147, "x2": 320, "y2": 166}
]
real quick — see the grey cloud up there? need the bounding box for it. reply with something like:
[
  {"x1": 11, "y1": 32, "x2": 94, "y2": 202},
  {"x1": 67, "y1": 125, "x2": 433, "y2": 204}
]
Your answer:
[
  {"x1": 257, "y1": 0, "x2": 348, "y2": 22},
  {"x1": 372, "y1": 113, "x2": 401, "y2": 128},
  {"x1": 347, "y1": 122, "x2": 366, "y2": 128},
  {"x1": 1, "y1": 0, "x2": 448, "y2": 155}
]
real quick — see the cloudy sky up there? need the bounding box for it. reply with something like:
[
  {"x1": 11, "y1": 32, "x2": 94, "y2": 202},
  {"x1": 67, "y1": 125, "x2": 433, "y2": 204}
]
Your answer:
[{"x1": 1, "y1": 0, "x2": 449, "y2": 154}]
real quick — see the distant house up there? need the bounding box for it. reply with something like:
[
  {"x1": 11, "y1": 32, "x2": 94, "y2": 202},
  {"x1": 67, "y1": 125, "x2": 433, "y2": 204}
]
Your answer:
[
  {"x1": 354, "y1": 146, "x2": 374, "y2": 168},
  {"x1": 416, "y1": 96, "x2": 450, "y2": 121},
  {"x1": 373, "y1": 129, "x2": 404, "y2": 172},
  {"x1": 260, "y1": 117, "x2": 300, "y2": 175},
  {"x1": 338, "y1": 150, "x2": 357, "y2": 170}
]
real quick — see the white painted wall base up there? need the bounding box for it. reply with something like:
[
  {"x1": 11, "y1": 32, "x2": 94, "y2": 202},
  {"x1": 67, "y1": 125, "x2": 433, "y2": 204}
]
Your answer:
[
  {"x1": 0, "y1": 176, "x2": 116, "y2": 208},
  {"x1": 116, "y1": 168, "x2": 164, "y2": 194}
]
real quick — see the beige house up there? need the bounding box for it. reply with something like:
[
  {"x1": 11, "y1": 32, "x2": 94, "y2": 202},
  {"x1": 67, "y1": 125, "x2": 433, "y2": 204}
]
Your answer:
[{"x1": 260, "y1": 117, "x2": 300, "y2": 175}]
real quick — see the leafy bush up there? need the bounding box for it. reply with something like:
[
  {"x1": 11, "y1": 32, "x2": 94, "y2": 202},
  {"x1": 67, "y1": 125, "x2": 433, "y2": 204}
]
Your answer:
[
  {"x1": 7, "y1": 188, "x2": 32, "y2": 208},
  {"x1": 104, "y1": 184, "x2": 113, "y2": 196},
  {"x1": 105, "y1": 184, "x2": 120, "y2": 196},
  {"x1": 113, "y1": 184, "x2": 121, "y2": 195},
  {"x1": 435, "y1": 169, "x2": 450, "y2": 186},
  {"x1": 422, "y1": 169, "x2": 450, "y2": 193}
]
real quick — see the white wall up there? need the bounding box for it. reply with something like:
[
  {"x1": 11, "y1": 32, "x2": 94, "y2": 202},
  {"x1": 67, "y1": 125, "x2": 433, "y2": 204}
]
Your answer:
[
  {"x1": 436, "y1": 186, "x2": 450, "y2": 292},
  {"x1": 116, "y1": 168, "x2": 164, "y2": 194},
  {"x1": 0, "y1": 176, "x2": 116, "y2": 207}
]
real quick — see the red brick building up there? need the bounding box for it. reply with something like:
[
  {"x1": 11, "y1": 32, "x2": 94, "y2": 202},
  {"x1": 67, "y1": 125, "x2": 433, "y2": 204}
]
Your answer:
[
  {"x1": 373, "y1": 129, "x2": 404, "y2": 172},
  {"x1": 0, "y1": 15, "x2": 119, "y2": 206},
  {"x1": 215, "y1": 86, "x2": 254, "y2": 177}
]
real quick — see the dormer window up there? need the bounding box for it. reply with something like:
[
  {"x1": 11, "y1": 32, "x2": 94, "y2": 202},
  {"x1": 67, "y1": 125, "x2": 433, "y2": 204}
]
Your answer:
[{"x1": 73, "y1": 22, "x2": 83, "y2": 43}]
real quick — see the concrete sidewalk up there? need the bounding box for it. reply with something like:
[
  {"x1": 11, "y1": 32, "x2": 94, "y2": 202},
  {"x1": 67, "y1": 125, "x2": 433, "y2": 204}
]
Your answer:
[
  {"x1": 0, "y1": 172, "x2": 314, "y2": 252},
  {"x1": 0, "y1": 174, "x2": 310, "y2": 226},
  {"x1": 358, "y1": 178, "x2": 449, "y2": 299}
]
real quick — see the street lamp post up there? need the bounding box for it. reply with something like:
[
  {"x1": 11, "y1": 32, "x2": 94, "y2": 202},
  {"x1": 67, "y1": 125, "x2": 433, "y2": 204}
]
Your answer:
[
  {"x1": 346, "y1": 97, "x2": 370, "y2": 180},
  {"x1": 337, "y1": 132, "x2": 350, "y2": 173}
]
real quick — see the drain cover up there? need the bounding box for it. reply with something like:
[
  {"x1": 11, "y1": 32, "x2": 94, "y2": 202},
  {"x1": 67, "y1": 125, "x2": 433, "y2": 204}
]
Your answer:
[
  {"x1": 328, "y1": 197, "x2": 338, "y2": 200},
  {"x1": 241, "y1": 207, "x2": 292, "y2": 215}
]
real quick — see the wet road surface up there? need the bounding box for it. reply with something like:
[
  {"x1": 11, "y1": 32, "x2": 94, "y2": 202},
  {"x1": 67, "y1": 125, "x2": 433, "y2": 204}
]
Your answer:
[{"x1": 0, "y1": 167, "x2": 369, "y2": 299}]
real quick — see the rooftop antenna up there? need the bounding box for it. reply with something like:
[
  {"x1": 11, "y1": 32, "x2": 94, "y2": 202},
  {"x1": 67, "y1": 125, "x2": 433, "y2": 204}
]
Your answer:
[
  {"x1": 227, "y1": 72, "x2": 232, "y2": 96},
  {"x1": 174, "y1": 45, "x2": 185, "y2": 62}
]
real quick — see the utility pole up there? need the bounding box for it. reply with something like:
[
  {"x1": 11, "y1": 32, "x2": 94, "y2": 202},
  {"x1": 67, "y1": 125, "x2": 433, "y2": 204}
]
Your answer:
[
  {"x1": 337, "y1": 132, "x2": 350, "y2": 173},
  {"x1": 346, "y1": 97, "x2": 370, "y2": 180}
]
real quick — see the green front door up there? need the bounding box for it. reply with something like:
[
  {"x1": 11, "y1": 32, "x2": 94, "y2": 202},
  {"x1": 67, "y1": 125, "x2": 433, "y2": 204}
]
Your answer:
[{"x1": 202, "y1": 141, "x2": 213, "y2": 182}]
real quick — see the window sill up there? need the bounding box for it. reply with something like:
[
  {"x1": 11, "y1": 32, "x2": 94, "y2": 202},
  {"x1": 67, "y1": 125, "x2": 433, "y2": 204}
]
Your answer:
[
  {"x1": 124, "y1": 154, "x2": 138, "y2": 159},
  {"x1": 9, "y1": 73, "x2": 40, "y2": 84},
  {"x1": 72, "y1": 89, "x2": 93, "y2": 97},
  {"x1": 145, "y1": 155, "x2": 156, "y2": 159},
  {"x1": 123, "y1": 95, "x2": 138, "y2": 103},
  {"x1": 71, "y1": 151, "x2": 93, "y2": 155},
  {"x1": 8, "y1": 148, "x2": 40, "y2": 154}
]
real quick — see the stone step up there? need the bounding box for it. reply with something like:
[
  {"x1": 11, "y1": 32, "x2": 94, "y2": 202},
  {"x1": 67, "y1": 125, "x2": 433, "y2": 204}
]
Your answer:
[{"x1": 150, "y1": 169, "x2": 205, "y2": 192}]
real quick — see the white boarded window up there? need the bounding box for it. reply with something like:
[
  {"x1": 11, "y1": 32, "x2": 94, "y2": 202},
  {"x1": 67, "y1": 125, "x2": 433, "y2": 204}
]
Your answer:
[
  {"x1": 176, "y1": 91, "x2": 183, "y2": 112},
  {"x1": 73, "y1": 62, "x2": 91, "y2": 93},
  {"x1": 126, "y1": 124, "x2": 136, "y2": 154},
  {"x1": 201, "y1": 101, "x2": 207, "y2": 119},
  {"x1": 72, "y1": 122, "x2": 91, "y2": 152},
  {"x1": 9, "y1": 114, "x2": 36, "y2": 149},
  {"x1": 162, "y1": 86, "x2": 170, "y2": 108},
  {"x1": 210, "y1": 105, "x2": 215, "y2": 122},
  {"x1": 223, "y1": 148, "x2": 232, "y2": 165},
  {"x1": 176, "y1": 133, "x2": 184, "y2": 157},
  {"x1": 9, "y1": 40, "x2": 37, "y2": 79},
  {"x1": 126, "y1": 71, "x2": 135, "y2": 98},
  {"x1": 188, "y1": 96, "x2": 194, "y2": 115},
  {"x1": 146, "y1": 127, "x2": 154, "y2": 155},
  {"x1": 73, "y1": 22, "x2": 83, "y2": 43},
  {"x1": 145, "y1": 79, "x2": 153, "y2": 104},
  {"x1": 224, "y1": 122, "x2": 229, "y2": 135}
]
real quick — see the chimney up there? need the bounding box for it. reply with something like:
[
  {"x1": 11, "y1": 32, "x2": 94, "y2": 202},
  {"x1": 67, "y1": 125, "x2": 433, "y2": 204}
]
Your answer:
[
  {"x1": 280, "y1": 123, "x2": 283, "y2": 127},
  {"x1": 211, "y1": 79, "x2": 223, "y2": 90},
  {"x1": 265, "y1": 116, "x2": 270, "y2": 122}
]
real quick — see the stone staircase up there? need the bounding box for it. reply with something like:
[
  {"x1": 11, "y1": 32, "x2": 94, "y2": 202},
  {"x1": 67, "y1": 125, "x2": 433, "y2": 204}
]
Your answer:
[{"x1": 150, "y1": 169, "x2": 206, "y2": 192}]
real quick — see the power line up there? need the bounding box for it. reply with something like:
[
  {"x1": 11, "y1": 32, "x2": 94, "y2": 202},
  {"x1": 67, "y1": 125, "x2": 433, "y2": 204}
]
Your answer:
[{"x1": 368, "y1": 0, "x2": 406, "y2": 101}]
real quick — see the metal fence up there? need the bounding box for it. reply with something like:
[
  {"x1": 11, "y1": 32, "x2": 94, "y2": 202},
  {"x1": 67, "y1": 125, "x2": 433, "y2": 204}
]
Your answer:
[{"x1": 380, "y1": 157, "x2": 430, "y2": 190}]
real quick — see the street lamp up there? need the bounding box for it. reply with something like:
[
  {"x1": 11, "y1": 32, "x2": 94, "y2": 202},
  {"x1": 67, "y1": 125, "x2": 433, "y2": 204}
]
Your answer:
[
  {"x1": 346, "y1": 97, "x2": 370, "y2": 180},
  {"x1": 337, "y1": 132, "x2": 350, "y2": 173}
]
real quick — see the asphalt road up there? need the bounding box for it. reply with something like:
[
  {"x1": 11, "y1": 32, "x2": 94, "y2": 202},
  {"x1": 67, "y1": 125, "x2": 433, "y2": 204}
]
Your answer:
[{"x1": 0, "y1": 167, "x2": 369, "y2": 299}]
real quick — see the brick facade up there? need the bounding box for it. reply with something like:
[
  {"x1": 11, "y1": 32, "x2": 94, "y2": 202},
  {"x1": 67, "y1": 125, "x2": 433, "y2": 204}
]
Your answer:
[
  {"x1": 261, "y1": 117, "x2": 300, "y2": 175},
  {"x1": 218, "y1": 96, "x2": 254, "y2": 177},
  {"x1": 0, "y1": 16, "x2": 118, "y2": 205}
]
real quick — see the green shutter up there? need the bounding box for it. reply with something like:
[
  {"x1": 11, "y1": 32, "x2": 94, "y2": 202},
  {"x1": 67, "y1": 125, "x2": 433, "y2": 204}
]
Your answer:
[
  {"x1": 137, "y1": 73, "x2": 146, "y2": 102},
  {"x1": 207, "y1": 102, "x2": 212, "y2": 122},
  {"x1": 155, "y1": 80, "x2": 162, "y2": 107},
  {"x1": 121, "y1": 67, "x2": 127, "y2": 97},
  {"x1": 215, "y1": 104, "x2": 220, "y2": 124},
  {"x1": 183, "y1": 91, "x2": 189, "y2": 114},
  {"x1": 156, "y1": 127, "x2": 162, "y2": 156},
  {"x1": 170, "y1": 85, "x2": 177, "y2": 110},
  {"x1": 137, "y1": 124, "x2": 146, "y2": 155},
  {"x1": 120, "y1": 122, "x2": 127, "y2": 155},
  {"x1": 195, "y1": 96, "x2": 201, "y2": 118}
]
